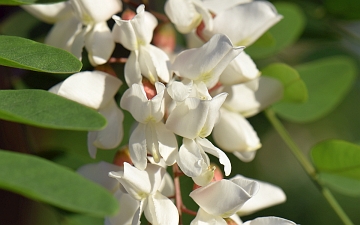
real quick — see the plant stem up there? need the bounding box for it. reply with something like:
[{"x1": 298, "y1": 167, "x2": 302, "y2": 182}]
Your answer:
[{"x1": 264, "y1": 108, "x2": 354, "y2": 225}]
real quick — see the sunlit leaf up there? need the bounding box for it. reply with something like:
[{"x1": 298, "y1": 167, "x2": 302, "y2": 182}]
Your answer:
[
  {"x1": 0, "y1": 150, "x2": 119, "y2": 216},
  {"x1": 0, "y1": 35, "x2": 81, "y2": 73},
  {"x1": 0, "y1": 0, "x2": 66, "y2": 5},
  {"x1": 261, "y1": 63, "x2": 307, "y2": 103},
  {"x1": 311, "y1": 140, "x2": 360, "y2": 196},
  {"x1": 0, "y1": 89, "x2": 106, "y2": 131},
  {"x1": 246, "y1": 2, "x2": 305, "y2": 59},
  {"x1": 272, "y1": 56, "x2": 357, "y2": 123}
]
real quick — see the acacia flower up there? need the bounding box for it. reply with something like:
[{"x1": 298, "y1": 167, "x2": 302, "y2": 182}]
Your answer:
[
  {"x1": 109, "y1": 163, "x2": 179, "y2": 225},
  {"x1": 243, "y1": 217, "x2": 296, "y2": 225},
  {"x1": 189, "y1": 177, "x2": 259, "y2": 225},
  {"x1": 212, "y1": 76, "x2": 283, "y2": 162},
  {"x1": 112, "y1": 5, "x2": 171, "y2": 86},
  {"x1": 120, "y1": 82, "x2": 178, "y2": 170},
  {"x1": 23, "y1": 0, "x2": 122, "y2": 66},
  {"x1": 166, "y1": 93, "x2": 231, "y2": 185},
  {"x1": 49, "y1": 71, "x2": 124, "y2": 158},
  {"x1": 171, "y1": 34, "x2": 243, "y2": 93}
]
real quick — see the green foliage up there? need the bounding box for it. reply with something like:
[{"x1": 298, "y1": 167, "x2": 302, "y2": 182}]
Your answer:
[
  {"x1": 324, "y1": 0, "x2": 360, "y2": 20},
  {"x1": 0, "y1": 35, "x2": 82, "y2": 73},
  {"x1": 0, "y1": 89, "x2": 106, "y2": 130},
  {"x1": 246, "y1": 2, "x2": 306, "y2": 59},
  {"x1": 0, "y1": 10, "x2": 41, "y2": 38},
  {"x1": 261, "y1": 63, "x2": 308, "y2": 103},
  {"x1": 0, "y1": 0, "x2": 66, "y2": 5},
  {"x1": 272, "y1": 56, "x2": 357, "y2": 123},
  {"x1": 0, "y1": 149, "x2": 119, "y2": 216},
  {"x1": 311, "y1": 140, "x2": 360, "y2": 196}
]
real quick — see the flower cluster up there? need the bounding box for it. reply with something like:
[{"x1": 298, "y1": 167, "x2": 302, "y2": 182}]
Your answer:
[{"x1": 24, "y1": 0, "x2": 296, "y2": 224}]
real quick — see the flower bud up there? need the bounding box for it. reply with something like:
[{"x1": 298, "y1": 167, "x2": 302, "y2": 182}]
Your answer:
[
  {"x1": 142, "y1": 78, "x2": 157, "y2": 100},
  {"x1": 113, "y1": 146, "x2": 132, "y2": 166},
  {"x1": 121, "y1": 8, "x2": 136, "y2": 20},
  {"x1": 153, "y1": 23, "x2": 176, "y2": 54}
]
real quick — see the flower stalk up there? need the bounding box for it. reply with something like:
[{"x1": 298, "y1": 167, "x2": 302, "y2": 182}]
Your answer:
[{"x1": 264, "y1": 108, "x2": 354, "y2": 225}]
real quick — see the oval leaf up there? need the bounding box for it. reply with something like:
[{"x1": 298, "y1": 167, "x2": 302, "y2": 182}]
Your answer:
[
  {"x1": 261, "y1": 63, "x2": 307, "y2": 103},
  {"x1": 246, "y1": 2, "x2": 306, "y2": 59},
  {"x1": 0, "y1": 35, "x2": 81, "y2": 73},
  {"x1": 311, "y1": 139, "x2": 360, "y2": 196},
  {"x1": 0, "y1": 89, "x2": 106, "y2": 131},
  {"x1": 0, "y1": 149, "x2": 119, "y2": 216},
  {"x1": 272, "y1": 56, "x2": 357, "y2": 123}
]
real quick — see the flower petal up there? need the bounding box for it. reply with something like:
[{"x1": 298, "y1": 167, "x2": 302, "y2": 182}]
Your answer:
[
  {"x1": 144, "y1": 191, "x2": 179, "y2": 225},
  {"x1": 177, "y1": 138, "x2": 203, "y2": 177},
  {"x1": 190, "y1": 178, "x2": 258, "y2": 217},
  {"x1": 190, "y1": 208, "x2": 227, "y2": 225},
  {"x1": 77, "y1": 161, "x2": 122, "y2": 192},
  {"x1": 166, "y1": 97, "x2": 208, "y2": 139},
  {"x1": 219, "y1": 51, "x2": 260, "y2": 85},
  {"x1": 199, "y1": 93, "x2": 227, "y2": 138},
  {"x1": 85, "y1": 22, "x2": 115, "y2": 66},
  {"x1": 105, "y1": 189, "x2": 140, "y2": 225},
  {"x1": 165, "y1": 0, "x2": 202, "y2": 33},
  {"x1": 196, "y1": 137, "x2": 231, "y2": 176},
  {"x1": 172, "y1": 34, "x2": 243, "y2": 88},
  {"x1": 232, "y1": 175, "x2": 286, "y2": 216},
  {"x1": 45, "y1": 16, "x2": 82, "y2": 52},
  {"x1": 22, "y1": 2, "x2": 72, "y2": 24},
  {"x1": 242, "y1": 217, "x2": 296, "y2": 225},
  {"x1": 206, "y1": 1, "x2": 282, "y2": 46},
  {"x1": 70, "y1": 0, "x2": 122, "y2": 24},
  {"x1": 167, "y1": 79, "x2": 193, "y2": 102},
  {"x1": 223, "y1": 76, "x2": 283, "y2": 117},
  {"x1": 49, "y1": 70, "x2": 121, "y2": 109},
  {"x1": 138, "y1": 44, "x2": 171, "y2": 84},
  {"x1": 212, "y1": 108, "x2": 261, "y2": 155},
  {"x1": 129, "y1": 123, "x2": 148, "y2": 170},
  {"x1": 155, "y1": 122, "x2": 178, "y2": 166},
  {"x1": 233, "y1": 151, "x2": 257, "y2": 163},
  {"x1": 124, "y1": 50, "x2": 142, "y2": 86},
  {"x1": 109, "y1": 162, "x2": 152, "y2": 200},
  {"x1": 202, "y1": 0, "x2": 251, "y2": 15},
  {"x1": 90, "y1": 99, "x2": 124, "y2": 151}
]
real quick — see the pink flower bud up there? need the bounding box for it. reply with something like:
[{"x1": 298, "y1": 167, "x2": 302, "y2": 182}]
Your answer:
[
  {"x1": 113, "y1": 146, "x2": 133, "y2": 166},
  {"x1": 95, "y1": 64, "x2": 117, "y2": 77},
  {"x1": 142, "y1": 78, "x2": 157, "y2": 100},
  {"x1": 224, "y1": 218, "x2": 239, "y2": 225},
  {"x1": 121, "y1": 8, "x2": 136, "y2": 20},
  {"x1": 153, "y1": 23, "x2": 176, "y2": 53}
]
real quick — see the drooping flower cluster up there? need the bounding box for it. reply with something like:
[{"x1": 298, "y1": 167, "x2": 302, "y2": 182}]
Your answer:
[{"x1": 25, "y1": 0, "x2": 297, "y2": 224}]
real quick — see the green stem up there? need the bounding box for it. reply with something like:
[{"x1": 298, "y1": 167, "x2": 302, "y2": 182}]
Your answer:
[{"x1": 264, "y1": 108, "x2": 354, "y2": 225}]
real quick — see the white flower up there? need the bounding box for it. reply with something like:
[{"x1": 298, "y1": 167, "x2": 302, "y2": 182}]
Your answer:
[
  {"x1": 109, "y1": 163, "x2": 179, "y2": 225},
  {"x1": 120, "y1": 82, "x2": 178, "y2": 170},
  {"x1": 201, "y1": 1, "x2": 283, "y2": 47},
  {"x1": 212, "y1": 77, "x2": 283, "y2": 162},
  {"x1": 164, "y1": 0, "x2": 212, "y2": 34},
  {"x1": 112, "y1": 5, "x2": 170, "y2": 86},
  {"x1": 166, "y1": 93, "x2": 231, "y2": 185},
  {"x1": 49, "y1": 71, "x2": 124, "y2": 158},
  {"x1": 231, "y1": 175, "x2": 286, "y2": 216},
  {"x1": 190, "y1": 177, "x2": 259, "y2": 225},
  {"x1": 171, "y1": 34, "x2": 243, "y2": 91},
  {"x1": 23, "y1": 0, "x2": 122, "y2": 66}
]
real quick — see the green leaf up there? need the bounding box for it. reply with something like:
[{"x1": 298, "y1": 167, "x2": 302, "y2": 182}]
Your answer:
[
  {"x1": 0, "y1": 35, "x2": 81, "y2": 73},
  {"x1": 0, "y1": 10, "x2": 42, "y2": 38},
  {"x1": 0, "y1": 150, "x2": 119, "y2": 216},
  {"x1": 0, "y1": 89, "x2": 106, "y2": 131},
  {"x1": 0, "y1": 0, "x2": 66, "y2": 5},
  {"x1": 272, "y1": 56, "x2": 357, "y2": 123},
  {"x1": 246, "y1": 2, "x2": 306, "y2": 59},
  {"x1": 261, "y1": 63, "x2": 307, "y2": 103},
  {"x1": 250, "y1": 31, "x2": 275, "y2": 48},
  {"x1": 311, "y1": 140, "x2": 360, "y2": 196}
]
